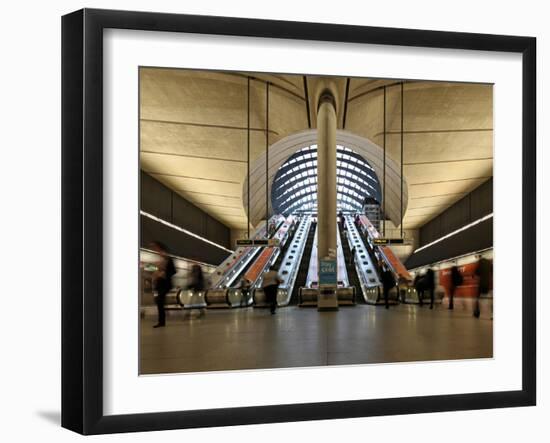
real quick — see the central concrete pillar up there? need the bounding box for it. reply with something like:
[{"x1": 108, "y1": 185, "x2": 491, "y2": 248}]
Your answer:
[
  {"x1": 317, "y1": 91, "x2": 338, "y2": 262},
  {"x1": 316, "y1": 90, "x2": 338, "y2": 310}
]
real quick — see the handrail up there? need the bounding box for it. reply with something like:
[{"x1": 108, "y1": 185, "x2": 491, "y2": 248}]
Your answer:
[
  {"x1": 357, "y1": 214, "x2": 411, "y2": 282},
  {"x1": 245, "y1": 215, "x2": 295, "y2": 287},
  {"x1": 209, "y1": 214, "x2": 284, "y2": 288},
  {"x1": 336, "y1": 224, "x2": 350, "y2": 287},
  {"x1": 342, "y1": 216, "x2": 382, "y2": 303},
  {"x1": 278, "y1": 216, "x2": 312, "y2": 296},
  {"x1": 305, "y1": 226, "x2": 319, "y2": 288}
]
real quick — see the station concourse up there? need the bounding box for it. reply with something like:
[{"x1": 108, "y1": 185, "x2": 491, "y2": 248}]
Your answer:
[{"x1": 139, "y1": 69, "x2": 493, "y2": 374}]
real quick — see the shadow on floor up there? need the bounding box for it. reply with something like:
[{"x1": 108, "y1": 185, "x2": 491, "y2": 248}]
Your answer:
[{"x1": 36, "y1": 410, "x2": 61, "y2": 426}]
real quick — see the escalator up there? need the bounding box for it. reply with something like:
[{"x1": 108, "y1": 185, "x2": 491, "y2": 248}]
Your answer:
[
  {"x1": 210, "y1": 214, "x2": 285, "y2": 290},
  {"x1": 253, "y1": 216, "x2": 310, "y2": 307},
  {"x1": 355, "y1": 222, "x2": 379, "y2": 269},
  {"x1": 221, "y1": 216, "x2": 288, "y2": 288},
  {"x1": 206, "y1": 215, "x2": 290, "y2": 308},
  {"x1": 272, "y1": 222, "x2": 296, "y2": 271},
  {"x1": 356, "y1": 214, "x2": 411, "y2": 283},
  {"x1": 339, "y1": 227, "x2": 363, "y2": 304},
  {"x1": 298, "y1": 222, "x2": 354, "y2": 307},
  {"x1": 354, "y1": 214, "x2": 410, "y2": 305},
  {"x1": 290, "y1": 221, "x2": 316, "y2": 305}
]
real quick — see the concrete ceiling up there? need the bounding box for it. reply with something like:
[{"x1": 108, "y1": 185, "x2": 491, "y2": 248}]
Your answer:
[{"x1": 140, "y1": 68, "x2": 493, "y2": 231}]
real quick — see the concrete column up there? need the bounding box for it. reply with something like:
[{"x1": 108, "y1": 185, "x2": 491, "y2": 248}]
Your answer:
[
  {"x1": 316, "y1": 90, "x2": 338, "y2": 310},
  {"x1": 317, "y1": 90, "x2": 338, "y2": 265}
]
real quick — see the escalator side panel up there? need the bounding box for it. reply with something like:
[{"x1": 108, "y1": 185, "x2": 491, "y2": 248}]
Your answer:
[
  {"x1": 277, "y1": 216, "x2": 312, "y2": 303},
  {"x1": 339, "y1": 219, "x2": 362, "y2": 303},
  {"x1": 290, "y1": 222, "x2": 316, "y2": 304},
  {"x1": 305, "y1": 226, "x2": 319, "y2": 289},
  {"x1": 336, "y1": 224, "x2": 349, "y2": 287}
]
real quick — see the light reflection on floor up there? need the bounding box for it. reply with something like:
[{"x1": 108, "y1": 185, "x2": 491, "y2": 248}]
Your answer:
[{"x1": 139, "y1": 304, "x2": 493, "y2": 375}]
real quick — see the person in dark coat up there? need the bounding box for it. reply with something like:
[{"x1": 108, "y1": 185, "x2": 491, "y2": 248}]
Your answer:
[
  {"x1": 188, "y1": 264, "x2": 206, "y2": 317},
  {"x1": 349, "y1": 246, "x2": 356, "y2": 267},
  {"x1": 425, "y1": 268, "x2": 436, "y2": 309},
  {"x1": 449, "y1": 265, "x2": 463, "y2": 310},
  {"x1": 188, "y1": 265, "x2": 204, "y2": 291},
  {"x1": 415, "y1": 273, "x2": 426, "y2": 306},
  {"x1": 380, "y1": 264, "x2": 396, "y2": 309},
  {"x1": 474, "y1": 256, "x2": 492, "y2": 318},
  {"x1": 338, "y1": 211, "x2": 344, "y2": 232},
  {"x1": 150, "y1": 241, "x2": 176, "y2": 328}
]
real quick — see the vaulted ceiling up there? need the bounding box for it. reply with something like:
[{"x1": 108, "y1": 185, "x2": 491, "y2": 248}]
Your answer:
[{"x1": 140, "y1": 68, "x2": 493, "y2": 231}]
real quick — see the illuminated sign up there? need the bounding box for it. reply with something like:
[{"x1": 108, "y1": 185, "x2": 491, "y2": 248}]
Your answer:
[
  {"x1": 236, "y1": 239, "x2": 274, "y2": 247},
  {"x1": 319, "y1": 259, "x2": 337, "y2": 286},
  {"x1": 373, "y1": 238, "x2": 405, "y2": 245}
]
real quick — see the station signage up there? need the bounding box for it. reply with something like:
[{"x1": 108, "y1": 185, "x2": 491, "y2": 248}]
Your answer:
[
  {"x1": 236, "y1": 238, "x2": 279, "y2": 247},
  {"x1": 319, "y1": 259, "x2": 337, "y2": 286},
  {"x1": 373, "y1": 238, "x2": 405, "y2": 245},
  {"x1": 318, "y1": 258, "x2": 339, "y2": 310}
]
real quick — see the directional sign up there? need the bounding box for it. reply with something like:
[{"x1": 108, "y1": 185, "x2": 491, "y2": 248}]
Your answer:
[
  {"x1": 236, "y1": 239, "x2": 273, "y2": 247},
  {"x1": 253, "y1": 239, "x2": 269, "y2": 246},
  {"x1": 373, "y1": 238, "x2": 405, "y2": 245}
]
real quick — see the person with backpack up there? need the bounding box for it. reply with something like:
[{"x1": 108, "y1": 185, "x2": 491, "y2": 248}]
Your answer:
[
  {"x1": 449, "y1": 265, "x2": 463, "y2": 310},
  {"x1": 150, "y1": 241, "x2": 176, "y2": 328}
]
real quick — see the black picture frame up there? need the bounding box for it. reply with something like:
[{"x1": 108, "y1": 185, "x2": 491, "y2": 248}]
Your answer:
[{"x1": 61, "y1": 8, "x2": 536, "y2": 435}]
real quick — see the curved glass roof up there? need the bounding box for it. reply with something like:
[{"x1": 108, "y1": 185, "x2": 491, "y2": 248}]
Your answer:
[{"x1": 271, "y1": 145, "x2": 382, "y2": 215}]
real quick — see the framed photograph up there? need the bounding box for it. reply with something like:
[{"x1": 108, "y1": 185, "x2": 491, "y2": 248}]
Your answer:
[{"x1": 61, "y1": 8, "x2": 536, "y2": 435}]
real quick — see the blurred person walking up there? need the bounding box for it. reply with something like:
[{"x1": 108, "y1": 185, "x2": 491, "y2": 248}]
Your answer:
[
  {"x1": 239, "y1": 276, "x2": 251, "y2": 307},
  {"x1": 474, "y1": 256, "x2": 492, "y2": 318},
  {"x1": 188, "y1": 264, "x2": 206, "y2": 317},
  {"x1": 425, "y1": 268, "x2": 436, "y2": 309},
  {"x1": 380, "y1": 263, "x2": 396, "y2": 309},
  {"x1": 338, "y1": 211, "x2": 345, "y2": 232},
  {"x1": 150, "y1": 241, "x2": 176, "y2": 328},
  {"x1": 262, "y1": 266, "x2": 283, "y2": 315},
  {"x1": 416, "y1": 268, "x2": 435, "y2": 308},
  {"x1": 449, "y1": 264, "x2": 463, "y2": 310},
  {"x1": 414, "y1": 274, "x2": 424, "y2": 305},
  {"x1": 349, "y1": 246, "x2": 356, "y2": 267}
]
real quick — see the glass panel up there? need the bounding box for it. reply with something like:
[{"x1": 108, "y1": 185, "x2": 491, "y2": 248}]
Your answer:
[{"x1": 271, "y1": 143, "x2": 380, "y2": 214}]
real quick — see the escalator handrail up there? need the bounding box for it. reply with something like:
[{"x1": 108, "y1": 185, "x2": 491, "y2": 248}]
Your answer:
[
  {"x1": 274, "y1": 216, "x2": 312, "y2": 305},
  {"x1": 245, "y1": 215, "x2": 294, "y2": 287},
  {"x1": 210, "y1": 214, "x2": 284, "y2": 288},
  {"x1": 357, "y1": 214, "x2": 411, "y2": 282}
]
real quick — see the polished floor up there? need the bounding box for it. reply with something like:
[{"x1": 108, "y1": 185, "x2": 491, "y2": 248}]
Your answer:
[{"x1": 140, "y1": 303, "x2": 493, "y2": 375}]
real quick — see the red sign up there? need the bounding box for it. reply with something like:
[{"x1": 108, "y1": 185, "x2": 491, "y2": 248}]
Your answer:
[{"x1": 438, "y1": 260, "x2": 493, "y2": 298}]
